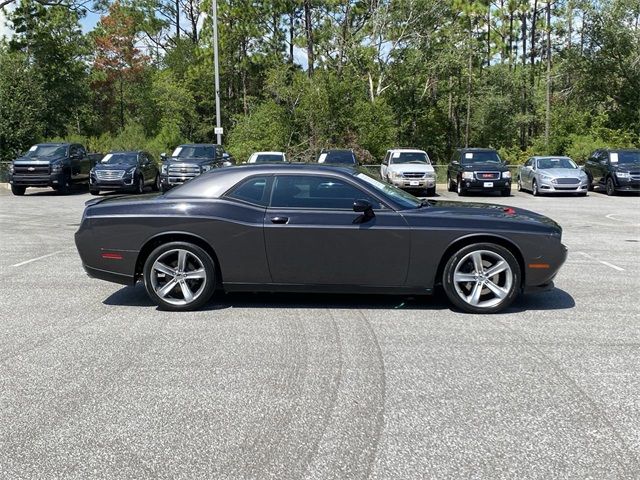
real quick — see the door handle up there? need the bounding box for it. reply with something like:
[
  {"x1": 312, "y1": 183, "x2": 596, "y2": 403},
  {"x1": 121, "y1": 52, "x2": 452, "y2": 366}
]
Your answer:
[{"x1": 270, "y1": 216, "x2": 289, "y2": 224}]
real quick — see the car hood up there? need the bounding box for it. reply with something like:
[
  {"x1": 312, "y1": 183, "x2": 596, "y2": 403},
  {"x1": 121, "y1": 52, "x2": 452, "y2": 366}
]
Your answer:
[
  {"x1": 461, "y1": 162, "x2": 508, "y2": 172},
  {"x1": 536, "y1": 168, "x2": 584, "y2": 178},
  {"x1": 388, "y1": 163, "x2": 434, "y2": 173},
  {"x1": 615, "y1": 163, "x2": 640, "y2": 173},
  {"x1": 417, "y1": 199, "x2": 562, "y2": 233},
  {"x1": 14, "y1": 156, "x2": 64, "y2": 165},
  {"x1": 94, "y1": 163, "x2": 136, "y2": 170}
]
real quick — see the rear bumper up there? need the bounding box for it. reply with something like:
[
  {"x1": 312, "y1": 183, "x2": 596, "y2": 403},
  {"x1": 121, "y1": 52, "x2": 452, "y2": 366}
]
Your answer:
[{"x1": 82, "y1": 264, "x2": 136, "y2": 285}]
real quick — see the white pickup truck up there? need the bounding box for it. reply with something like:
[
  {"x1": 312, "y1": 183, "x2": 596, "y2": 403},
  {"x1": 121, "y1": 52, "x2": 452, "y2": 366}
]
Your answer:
[{"x1": 380, "y1": 148, "x2": 436, "y2": 196}]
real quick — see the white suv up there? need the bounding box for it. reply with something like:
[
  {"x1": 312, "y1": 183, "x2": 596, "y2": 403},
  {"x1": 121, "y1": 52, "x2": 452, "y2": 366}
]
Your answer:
[{"x1": 380, "y1": 149, "x2": 436, "y2": 196}]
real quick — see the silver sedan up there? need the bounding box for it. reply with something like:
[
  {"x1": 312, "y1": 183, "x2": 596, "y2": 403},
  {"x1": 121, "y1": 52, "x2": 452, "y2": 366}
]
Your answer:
[{"x1": 517, "y1": 156, "x2": 589, "y2": 196}]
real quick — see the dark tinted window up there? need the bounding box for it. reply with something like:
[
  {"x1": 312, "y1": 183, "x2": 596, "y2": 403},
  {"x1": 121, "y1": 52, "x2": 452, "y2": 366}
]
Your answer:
[
  {"x1": 253, "y1": 154, "x2": 285, "y2": 163},
  {"x1": 390, "y1": 151, "x2": 429, "y2": 164},
  {"x1": 318, "y1": 151, "x2": 357, "y2": 164},
  {"x1": 271, "y1": 175, "x2": 380, "y2": 209},
  {"x1": 173, "y1": 145, "x2": 215, "y2": 158},
  {"x1": 227, "y1": 176, "x2": 271, "y2": 206},
  {"x1": 25, "y1": 145, "x2": 68, "y2": 158},
  {"x1": 461, "y1": 150, "x2": 502, "y2": 164}
]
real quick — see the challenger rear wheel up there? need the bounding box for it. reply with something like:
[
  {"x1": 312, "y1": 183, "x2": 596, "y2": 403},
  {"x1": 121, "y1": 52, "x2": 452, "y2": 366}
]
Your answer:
[
  {"x1": 442, "y1": 243, "x2": 521, "y2": 314},
  {"x1": 143, "y1": 242, "x2": 216, "y2": 311}
]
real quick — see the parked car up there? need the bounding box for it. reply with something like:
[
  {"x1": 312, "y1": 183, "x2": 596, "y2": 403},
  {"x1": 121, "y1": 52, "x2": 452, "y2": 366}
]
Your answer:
[
  {"x1": 8, "y1": 143, "x2": 100, "y2": 195},
  {"x1": 447, "y1": 148, "x2": 511, "y2": 197},
  {"x1": 75, "y1": 164, "x2": 567, "y2": 314},
  {"x1": 90, "y1": 151, "x2": 160, "y2": 195},
  {"x1": 517, "y1": 156, "x2": 589, "y2": 196},
  {"x1": 247, "y1": 151, "x2": 287, "y2": 163},
  {"x1": 317, "y1": 149, "x2": 358, "y2": 165},
  {"x1": 584, "y1": 149, "x2": 640, "y2": 196},
  {"x1": 160, "y1": 144, "x2": 234, "y2": 192},
  {"x1": 380, "y1": 148, "x2": 436, "y2": 196}
]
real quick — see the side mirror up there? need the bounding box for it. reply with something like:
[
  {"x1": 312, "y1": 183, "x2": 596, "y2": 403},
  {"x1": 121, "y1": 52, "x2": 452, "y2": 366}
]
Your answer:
[
  {"x1": 353, "y1": 199, "x2": 374, "y2": 219},
  {"x1": 452, "y1": 160, "x2": 459, "y2": 165},
  {"x1": 160, "y1": 153, "x2": 166, "y2": 160},
  {"x1": 222, "y1": 152, "x2": 230, "y2": 159}
]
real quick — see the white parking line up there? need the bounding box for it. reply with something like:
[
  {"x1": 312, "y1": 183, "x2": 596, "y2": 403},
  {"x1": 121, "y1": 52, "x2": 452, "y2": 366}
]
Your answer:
[
  {"x1": 575, "y1": 252, "x2": 625, "y2": 272},
  {"x1": 605, "y1": 213, "x2": 640, "y2": 226},
  {"x1": 11, "y1": 250, "x2": 67, "y2": 267}
]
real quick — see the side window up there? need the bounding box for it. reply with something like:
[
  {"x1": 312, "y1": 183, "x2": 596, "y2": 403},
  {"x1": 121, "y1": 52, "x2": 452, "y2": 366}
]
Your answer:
[
  {"x1": 270, "y1": 175, "x2": 381, "y2": 210},
  {"x1": 69, "y1": 145, "x2": 78, "y2": 157},
  {"x1": 78, "y1": 146, "x2": 86, "y2": 157},
  {"x1": 383, "y1": 152, "x2": 390, "y2": 164},
  {"x1": 226, "y1": 176, "x2": 271, "y2": 206},
  {"x1": 216, "y1": 146, "x2": 224, "y2": 158}
]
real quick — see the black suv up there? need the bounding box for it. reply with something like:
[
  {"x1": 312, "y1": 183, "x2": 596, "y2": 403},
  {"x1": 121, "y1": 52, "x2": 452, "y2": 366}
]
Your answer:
[
  {"x1": 317, "y1": 149, "x2": 358, "y2": 165},
  {"x1": 447, "y1": 148, "x2": 511, "y2": 196},
  {"x1": 584, "y1": 149, "x2": 640, "y2": 196},
  {"x1": 90, "y1": 151, "x2": 160, "y2": 195},
  {"x1": 160, "y1": 144, "x2": 234, "y2": 192}
]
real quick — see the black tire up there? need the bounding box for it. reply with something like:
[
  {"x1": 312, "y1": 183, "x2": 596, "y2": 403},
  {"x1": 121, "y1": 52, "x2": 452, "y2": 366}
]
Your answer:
[
  {"x1": 426, "y1": 186, "x2": 436, "y2": 197},
  {"x1": 456, "y1": 177, "x2": 466, "y2": 196},
  {"x1": 143, "y1": 241, "x2": 216, "y2": 311},
  {"x1": 160, "y1": 183, "x2": 169, "y2": 194},
  {"x1": 447, "y1": 175, "x2": 455, "y2": 192},
  {"x1": 501, "y1": 188, "x2": 511, "y2": 197},
  {"x1": 517, "y1": 177, "x2": 523, "y2": 192},
  {"x1": 532, "y1": 180, "x2": 539, "y2": 196},
  {"x1": 135, "y1": 175, "x2": 144, "y2": 194},
  {"x1": 11, "y1": 185, "x2": 26, "y2": 196},
  {"x1": 152, "y1": 174, "x2": 160, "y2": 192},
  {"x1": 442, "y1": 242, "x2": 521, "y2": 314},
  {"x1": 587, "y1": 174, "x2": 594, "y2": 191},
  {"x1": 606, "y1": 177, "x2": 616, "y2": 196},
  {"x1": 57, "y1": 173, "x2": 71, "y2": 194},
  {"x1": 89, "y1": 188, "x2": 100, "y2": 196}
]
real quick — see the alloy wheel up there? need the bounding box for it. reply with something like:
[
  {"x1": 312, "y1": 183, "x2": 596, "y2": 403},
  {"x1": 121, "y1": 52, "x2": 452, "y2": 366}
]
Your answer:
[
  {"x1": 149, "y1": 249, "x2": 208, "y2": 307},
  {"x1": 452, "y1": 249, "x2": 513, "y2": 309},
  {"x1": 606, "y1": 177, "x2": 616, "y2": 196},
  {"x1": 532, "y1": 180, "x2": 538, "y2": 196}
]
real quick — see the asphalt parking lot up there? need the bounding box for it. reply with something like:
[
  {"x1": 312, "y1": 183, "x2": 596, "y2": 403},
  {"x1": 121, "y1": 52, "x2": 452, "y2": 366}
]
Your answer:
[{"x1": 0, "y1": 184, "x2": 639, "y2": 479}]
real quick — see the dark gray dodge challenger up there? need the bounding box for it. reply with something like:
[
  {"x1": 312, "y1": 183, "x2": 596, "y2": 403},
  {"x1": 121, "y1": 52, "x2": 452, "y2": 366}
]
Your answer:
[{"x1": 75, "y1": 164, "x2": 568, "y2": 313}]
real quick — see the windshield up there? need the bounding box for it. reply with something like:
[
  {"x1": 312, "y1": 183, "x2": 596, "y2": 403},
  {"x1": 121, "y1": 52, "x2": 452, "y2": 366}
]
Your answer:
[
  {"x1": 611, "y1": 151, "x2": 640, "y2": 165},
  {"x1": 390, "y1": 152, "x2": 430, "y2": 164},
  {"x1": 24, "y1": 145, "x2": 67, "y2": 158},
  {"x1": 461, "y1": 151, "x2": 502, "y2": 164},
  {"x1": 537, "y1": 157, "x2": 577, "y2": 169},
  {"x1": 172, "y1": 146, "x2": 215, "y2": 158},
  {"x1": 251, "y1": 153, "x2": 285, "y2": 163},
  {"x1": 318, "y1": 151, "x2": 356, "y2": 164},
  {"x1": 101, "y1": 153, "x2": 138, "y2": 165},
  {"x1": 356, "y1": 172, "x2": 422, "y2": 209}
]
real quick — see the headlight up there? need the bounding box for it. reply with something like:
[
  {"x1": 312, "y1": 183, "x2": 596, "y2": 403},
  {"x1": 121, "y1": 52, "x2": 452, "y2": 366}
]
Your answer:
[
  {"x1": 90, "y1": 168, "x2": 95, "y2": 175},
  {"x1": 540, "y1": 174, "x2": 552, "y2": 181},
  {"x1": 425, "y1": 172, "x2": 435, "y2": 178},
  {"x1": 127, "y1": 167, "x2": 136, "y2": 174},
  {"x1": 389, "y1": 171, "x2": 400, "y2": 179},
  {"x1": 461, "y1": 171, "x2": 474, "y2": 180},
  {"x1": 201, "y1": 165, "x2": 211, "y2": 172},
  {"x1": 9, "y1": 163, "x2": 14, "y2": 173},
  {"x1": 502, "y1": 171, "x2": 511, "y2": 179},
  {"x1": 616, "y1": 171, "x2": 631, "y2": 179},
  {"x1": 51, "y1": 163, "x2": 63, "y2": 172},
  {"x1": 161, "y1": 164, "x2": 168, "y2": 174}
]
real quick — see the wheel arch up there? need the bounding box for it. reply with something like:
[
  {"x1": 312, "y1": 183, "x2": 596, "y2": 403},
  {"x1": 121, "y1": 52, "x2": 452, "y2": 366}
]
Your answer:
[
  {"x1": 135, "y1": 232, "x2": 223, "y2": 288},
  {"x1": 435, "y1": 234, "x2": 526, "y2": 289}
]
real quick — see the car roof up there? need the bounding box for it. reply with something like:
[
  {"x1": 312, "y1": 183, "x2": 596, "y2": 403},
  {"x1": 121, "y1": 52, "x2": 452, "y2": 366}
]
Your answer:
[
  {"x1": 36, "y1": 143, "x2": 70, "y2": 147},
  {"x1": 252, "y1": 151, "x2": 285, "y2": 155},
  {"x1": 531, "y1": 156, "x2": 572, "y2": 160},
  {"x1": 456, "y1": 147, "x2": 498, "y2": 152},
  {"x1": 322, "y1": 148, "x2": 353, "y2": 153},
  {"x1": 601, "y1": 148, "x2": 640, "y2": 152},
  {"x1": 388, "y1": 148, "x2": 427, "y2": 154},
  {"x1": 178, "y1": 143, "x2": 220, "y2": 147},
  {"x1": 108, "y1": 150, "x2": 142, "y2": 154}
]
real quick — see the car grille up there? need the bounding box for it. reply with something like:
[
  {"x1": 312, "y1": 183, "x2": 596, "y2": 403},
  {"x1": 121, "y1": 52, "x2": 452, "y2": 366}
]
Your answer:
[
  {"x1": 475, "y1": 171, "x2": 500, "y2": 180},
  {"x1": 630, "y1": 172, "x2": 640, "y2": 181},
  {"x1": 555, "y1": 178, "x2": 580, "y2": 185},
  {"x1": 14, "y1": 164, "x2": 50, "y2": 175},
  {"x1": 402, "y1": 172, "x2": 426, "y2": 179},
  {"x1": 95, "y1": 170, "x2": 125, "y2": 180},
  {"x1": 168, "y1": 164, "x2": 201, "y2": 183}
]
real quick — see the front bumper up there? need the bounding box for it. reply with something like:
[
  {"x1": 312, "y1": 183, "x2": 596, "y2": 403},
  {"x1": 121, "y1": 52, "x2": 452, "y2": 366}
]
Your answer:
[
  {"x1": 9, "y1": 172, "x2": 65, "y2": 188},
  {"x1": 389, "y1": 176, "x2": 436, "y2": 189},
  {"x1": 90, "y1": 175, "x2": 136, "y2": 190},
  {"x1": 537, "y1": 179, "x2": 589, "y2": 194},
  {"x1": 614, "y1": 178, "x2": 640, "y2": 192},
  {"x1": 461, "y1": 178, "x2": 511, "y2": 192}
]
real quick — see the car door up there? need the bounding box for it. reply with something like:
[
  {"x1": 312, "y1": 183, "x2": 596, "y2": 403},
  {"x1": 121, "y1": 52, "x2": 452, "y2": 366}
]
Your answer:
[
  {"x1": 528, "y1": 158, "x2": 537, "y2": 188},
  {"x1": 69, "y1": 145, "x2": 82, "y2": 180},
  {"x1": 141, "y1": 152, "x2": 154, "y2": 184},
  {"x1": 263, "y1": 174, "x2": 411, "y2": 287},
  {"x1": 380, "y1": 151, "x2": 390, "y2": 180},
  {"x1": 449, "y1": 151, "x2": 460, "y2": 184}
]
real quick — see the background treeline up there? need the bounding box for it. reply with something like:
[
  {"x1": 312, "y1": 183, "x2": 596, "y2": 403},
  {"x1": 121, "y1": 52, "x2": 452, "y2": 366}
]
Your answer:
[{"x1": 0, "y1": 0, "x2": 638, "y2": 165}]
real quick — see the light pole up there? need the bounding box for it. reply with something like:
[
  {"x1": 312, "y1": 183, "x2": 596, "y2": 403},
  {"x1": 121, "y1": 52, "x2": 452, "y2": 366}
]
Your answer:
[{"x1": 212, "y1": 0, "x2": 222, "y2": 145}]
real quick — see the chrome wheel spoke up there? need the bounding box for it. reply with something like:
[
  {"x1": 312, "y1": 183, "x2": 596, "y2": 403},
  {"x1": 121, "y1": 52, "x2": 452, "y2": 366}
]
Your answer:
[
  {"x1": 454, "y1": 272, "x2": 476, "y2": 283},
  {"x1": 153, "y1": 262, "x2": 176, "y2": 277},
  {"x1": 484, "y1": 260, "x2": 508, "y2": 277},
  {"x1": 179, "y1": 280, "x2": 194, "y2": 302},
  {"x1": 157, "y1": 279, "x2": 178, "y2": 298},
  {"x1": 184, "y1": 268, "x2": 206, "y2": 280},
  {"x1": 177, "y1": 250, "x2": 188, "y2": 272},
  {"x1": 466, "y1": 282, "x2": 483, "y2": 305},
  {"x1": 471, "y1": 252, "x2": 484, "y2": 274},
  {"x1": 485, "y1": 279, "x2": 509, "y2": 299}
]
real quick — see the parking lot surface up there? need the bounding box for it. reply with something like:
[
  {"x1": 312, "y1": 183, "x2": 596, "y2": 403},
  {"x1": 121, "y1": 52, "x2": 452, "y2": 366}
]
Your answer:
[{"x1": 0, "y1": 184, "x2": 639, "y2": 479}]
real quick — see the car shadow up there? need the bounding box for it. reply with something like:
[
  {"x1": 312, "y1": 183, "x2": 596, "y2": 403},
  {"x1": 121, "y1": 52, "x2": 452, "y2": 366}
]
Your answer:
[
  {"x1": 24, "y1": 185, "x2": 89, "y2": 196},
  {"x1": 103, "y1": 283, "x2": 576, "y2": 313}
]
